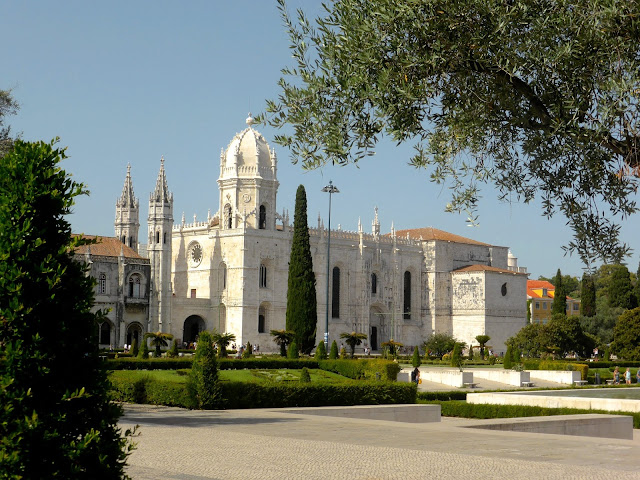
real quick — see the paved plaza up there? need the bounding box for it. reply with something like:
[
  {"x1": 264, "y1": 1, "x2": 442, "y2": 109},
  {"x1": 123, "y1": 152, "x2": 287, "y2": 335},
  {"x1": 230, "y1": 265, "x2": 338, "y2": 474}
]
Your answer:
[{"x1": 121, "y1": 404, "x2": 640, "y2": 480}]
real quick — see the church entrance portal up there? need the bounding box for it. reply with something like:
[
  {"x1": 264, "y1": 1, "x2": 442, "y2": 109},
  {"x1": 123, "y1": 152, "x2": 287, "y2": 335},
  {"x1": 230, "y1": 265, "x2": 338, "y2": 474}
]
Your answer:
[
  {"x1": 370, "y1": 326, "x2": 378, "y2": 351},
  {"x1": 183, "y1": 315, "x2": 205, "y2": 344},
  {"x1": 369, "y1": 306, "x2": 387, "y2": 352}
]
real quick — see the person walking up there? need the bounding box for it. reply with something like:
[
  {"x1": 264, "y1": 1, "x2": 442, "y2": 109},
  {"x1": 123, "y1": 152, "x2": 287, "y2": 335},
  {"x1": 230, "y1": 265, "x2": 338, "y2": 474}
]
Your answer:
[
  {"x1": 625, "y1": 367, "x2": 632, "y2": 385},
  {"x1": 614, "y1": 366, "x2": 620, "y2": 385},
  {"x1": 413, "y1": 367, "x2": 420, "y2": 386}
]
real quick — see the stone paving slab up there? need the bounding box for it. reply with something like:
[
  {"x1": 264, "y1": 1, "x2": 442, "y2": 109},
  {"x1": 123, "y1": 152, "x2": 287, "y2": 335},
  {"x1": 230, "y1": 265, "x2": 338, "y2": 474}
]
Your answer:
[{"x1": 121, "y1": 404, "x2": 640, "y2": 479}]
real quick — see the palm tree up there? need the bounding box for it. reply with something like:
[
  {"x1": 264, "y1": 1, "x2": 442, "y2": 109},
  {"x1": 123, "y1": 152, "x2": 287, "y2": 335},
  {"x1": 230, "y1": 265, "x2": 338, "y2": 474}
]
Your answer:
[
  {"x1": 381, "y1": 339, "x2": 404, "y2": 358},
  {"x1": 144, "y1": 331, "x2": 174, "y2": 358},
  {"x1": 475, "y1": 335, "x2": 491, "y2": 360},
  {"x1": 270, "y1": 329, "x2": 295, "y2": 357},
  {"x1": 340, "y1": 331, "x2": 368, "y2": 358},
  {"x1": 211, "y1": 331, "x2": 236, "y2": 358}
]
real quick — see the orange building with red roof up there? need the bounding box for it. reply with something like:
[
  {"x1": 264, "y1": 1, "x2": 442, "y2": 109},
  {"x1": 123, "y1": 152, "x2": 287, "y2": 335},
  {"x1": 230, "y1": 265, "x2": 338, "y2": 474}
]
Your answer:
[{"x1": 527, "y1": 280, "x2": 580, "y2": 324}]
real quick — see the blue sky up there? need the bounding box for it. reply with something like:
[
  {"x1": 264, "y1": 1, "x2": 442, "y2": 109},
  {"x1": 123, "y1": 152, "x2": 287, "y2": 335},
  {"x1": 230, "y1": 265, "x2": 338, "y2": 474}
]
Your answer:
[{"x1": 3, "y1": 0, "x2": 639, "y2": 280}]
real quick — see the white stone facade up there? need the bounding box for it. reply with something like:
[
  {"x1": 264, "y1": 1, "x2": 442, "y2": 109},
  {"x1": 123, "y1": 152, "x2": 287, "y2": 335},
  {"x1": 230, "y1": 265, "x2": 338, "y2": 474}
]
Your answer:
[{"x1": 102, "y1": 115, "x2": 527, "y2": 354}]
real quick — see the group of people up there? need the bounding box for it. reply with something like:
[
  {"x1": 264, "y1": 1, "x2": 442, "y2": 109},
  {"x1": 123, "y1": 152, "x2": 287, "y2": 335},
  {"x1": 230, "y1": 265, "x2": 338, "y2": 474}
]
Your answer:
[{"x1": 612, "y1": 366, "x2": 640, "y2": 385}]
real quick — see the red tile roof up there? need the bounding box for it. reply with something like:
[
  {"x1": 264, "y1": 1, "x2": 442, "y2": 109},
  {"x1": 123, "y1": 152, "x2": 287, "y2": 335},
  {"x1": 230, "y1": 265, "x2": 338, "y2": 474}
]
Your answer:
[
  {"x1": 527, "y1": 280, "x2": 555, "y2": 289},
  {"x1": 73, "y1": 235, "x2": 145, "y2": 259},
  {"x1": 394, "y1": 227, "x2": 491, "y2": 246},
  {"x1": 453, "y1": 264, "x2": 526, "y2": 275}
]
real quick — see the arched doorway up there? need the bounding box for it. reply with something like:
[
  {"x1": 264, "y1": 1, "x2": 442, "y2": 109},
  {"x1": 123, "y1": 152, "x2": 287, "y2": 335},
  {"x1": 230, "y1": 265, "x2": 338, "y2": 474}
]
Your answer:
[
  {"x1": 183, "y1": 315, "x2": 206, "y2": 344},
  {"x1": 126, "y1": 322, "x2": 143, "y2": 346},
  {"x1": 98, "y1": 320, "x2": 112, "y2": 345}
]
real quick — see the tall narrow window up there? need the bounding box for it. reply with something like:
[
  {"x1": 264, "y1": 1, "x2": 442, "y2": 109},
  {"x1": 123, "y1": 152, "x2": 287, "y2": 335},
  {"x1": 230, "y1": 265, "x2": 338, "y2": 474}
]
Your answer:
[
  {"x1": 259, "y1": 205, "x2": 266, "y2": 229},
  {"x1": 259, "y1": 264, "x2": 267, "y2": 288},
  {"x1": 155, "y1": 231, "x2": 160, "y2": 244},
  {"x1": 371, "y1": 273, "x2": 377, "y2": 295},
  {"x1": 332, "y1": 266, "x2": 340, "y2": 318},
  {"x1": 122, "y1": 235, "x2": 126, "y2": 244},
  {"x1": 129, "y1": 274, "x2": 141, "y2": 298},
  {"x1": 220, "y1": 264, "x2": 227, "y2": 290},
  {"x1": 163, "y1": 232, "x2": 167, "y2": 244},
  {"x1": 190, "y1": 289, "x2": 196, "y2": 298},
  {"x1": 225, "y1": 204, "x2": 233, "y2": 229},
  {"x1": 99, "y1": 322, "x2": 110, "y2": 344},
  {"x1": 98, "y1": 273, "x2": 106, "y2": 294},
  {"x1": 403, "y1": 271, "x2": 411, "y2": 319},
  {"x1": 258, "y1": 305, "x2": 266, "y2": 333}
]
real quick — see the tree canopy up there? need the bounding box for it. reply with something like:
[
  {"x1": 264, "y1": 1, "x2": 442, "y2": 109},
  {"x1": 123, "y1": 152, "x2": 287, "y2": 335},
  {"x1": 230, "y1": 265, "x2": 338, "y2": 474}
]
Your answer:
[
  {"x1": 0, "y1": 89, "x2": 18, "y2": 157},
  {"x1": 266, "y1": 0, "x2": 640, "y2": 266},
  {"x1": 551, "y1": 269, "x2": 567, "y2": 315}
]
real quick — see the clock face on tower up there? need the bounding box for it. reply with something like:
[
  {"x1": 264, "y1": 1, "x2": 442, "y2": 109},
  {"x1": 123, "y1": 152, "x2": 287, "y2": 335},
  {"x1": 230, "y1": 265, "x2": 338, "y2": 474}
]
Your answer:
[{"x1": 188, "y1": 242, "x2": 203, "y2": 267}]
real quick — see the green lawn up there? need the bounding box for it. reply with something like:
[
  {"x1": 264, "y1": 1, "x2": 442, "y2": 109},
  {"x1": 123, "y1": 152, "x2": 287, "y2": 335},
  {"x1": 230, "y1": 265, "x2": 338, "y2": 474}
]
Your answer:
[{"x1": 109, "y1": 368, "x2": 351, "y2": 385}]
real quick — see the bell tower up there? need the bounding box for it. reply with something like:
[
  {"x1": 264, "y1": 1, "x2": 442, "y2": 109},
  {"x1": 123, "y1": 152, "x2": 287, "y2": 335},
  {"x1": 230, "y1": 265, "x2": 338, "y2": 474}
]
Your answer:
[{"x1": 115, "y1": 164, "x2": 140, "y2": 251}]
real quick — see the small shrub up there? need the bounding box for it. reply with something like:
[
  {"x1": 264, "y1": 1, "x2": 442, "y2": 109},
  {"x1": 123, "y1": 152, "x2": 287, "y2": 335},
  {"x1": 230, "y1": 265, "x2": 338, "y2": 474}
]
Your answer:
[
  {"x1": 329, "y1": 340, "x2": 339, "y2": 360},
  {"x1": 166, "y1": 339, "x2": 179, "y2": 358},
  {"x1": 130, "y1": 338, "x2": 139, "y2": 357},
  {"x1": 339, "y1": 347, "x2": 348, "y2": 359},
  {"x1": 288, "y1": 340, "x2": 299, "y2": 359},
  {"x1": 315, "y1": 341, "x2": 327, "y2": 360},
  {"x1": 189, "y1": 331, "x2": 222, "y2": 409},
  {"x1": 300, "y1": 367, "x2": 311, "y2": 383},
  {"x1": 451, "y1": 343, "x2": 462, "y2": 368},
  {"x1": 243, "y1": 341, "x2": 253, "y2": 358},
  {"x1": 138, "y1": 338, "x2": 150, "y2": 359},
  {"x1": 467, "y1": 345, "x2": 474, "y2": 361}
]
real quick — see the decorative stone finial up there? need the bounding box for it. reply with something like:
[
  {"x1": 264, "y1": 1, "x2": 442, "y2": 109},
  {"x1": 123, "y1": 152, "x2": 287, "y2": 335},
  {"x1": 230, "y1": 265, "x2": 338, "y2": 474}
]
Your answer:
[{"x1": 246, "y1": 112, "x2": 254, "y2": 126}]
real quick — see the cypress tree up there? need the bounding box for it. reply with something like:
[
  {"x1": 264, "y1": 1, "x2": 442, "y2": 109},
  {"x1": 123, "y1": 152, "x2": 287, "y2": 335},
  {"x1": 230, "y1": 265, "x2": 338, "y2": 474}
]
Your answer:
[
  {"x1": 412, "y1": 346, "x2": 422, "y2": 367},
  {"x1": 608, "y1": 264, "x2": 636, "y2": 309},
  {"x1": 467, "y1": 345, "x2": 474, "y2": 361},
  {"x1": 286, "y1": 185, "x2": 318, "y2": 354},
  {"x1": 287, "y1": 339, "x2": 299, "y2": 359},
  {"x1": 551, "y1": 269, "x2": 567, "y2": 315},
  {"x1": 329, "y1": 340, "x2": 339, "y2": 359},
  {"x1": 138, "y1": 338, "x2": 149, "y2": 359},
  {"x1": 451, "y1": 343, "x2": 462, "y2": 367},
  {"x1": 130, "y1": 337, "x2": 139, "y2": 357},
  {"x1": 0, "y1": 140, "x2": 132, "y2": 478},
  {"x1": 504, "y1": 345, "x2": 513, "y2": 369},
  {"x1": 580, "y1": 273, "x2": 596, "y2": 317},
  {"x1": 190, "y1": 331, "x2": 221, "y2": 409}
]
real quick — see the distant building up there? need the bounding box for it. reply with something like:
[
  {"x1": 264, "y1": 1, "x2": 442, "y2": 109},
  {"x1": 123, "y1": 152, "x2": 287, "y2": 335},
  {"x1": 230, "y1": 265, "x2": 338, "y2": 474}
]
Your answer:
[
  {"x1": 527, "y1": 280, "x2": 580, "y2": 324},
  {"x1": 76, "y1": 115, "x2": 529, "y2": 354}
]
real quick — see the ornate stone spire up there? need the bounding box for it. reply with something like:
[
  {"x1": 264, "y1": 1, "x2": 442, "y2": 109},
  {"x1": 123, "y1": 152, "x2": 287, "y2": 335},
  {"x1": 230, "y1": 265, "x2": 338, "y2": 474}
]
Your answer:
[
  {"x1": 372, "y1": 206, "x2": 380, "y2": 236},
  {"x1": 152, "y1": 156, "x2": 172, "y2": 204},
  {"x1": 246, "y1": 112, "x2": 255, "y2": 127},
  {"x1": 117, "y1": 164, "x2": 137, "y2": 208}
]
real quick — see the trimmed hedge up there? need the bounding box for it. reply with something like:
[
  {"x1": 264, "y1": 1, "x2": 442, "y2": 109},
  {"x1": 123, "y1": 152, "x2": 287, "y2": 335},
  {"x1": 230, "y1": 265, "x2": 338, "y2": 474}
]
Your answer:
[
  {"x1": 425, "y1": 400, "x2": 640, "y2": 428},
  {"x1": 318, "y1": 359, "x2": 401, "y2": 381},
  {"x1": 109, "y1": 376, "x2": 416, "y2": 409},
  {"x1": 417, "y1": 391, "x2": 467, "y2": 401},
  {"x1": 106, "y1": 357, "x2": 194, "y2": 370},
  {"x1": 219, "y1": 358, "x2": 319, "y2": 370}
]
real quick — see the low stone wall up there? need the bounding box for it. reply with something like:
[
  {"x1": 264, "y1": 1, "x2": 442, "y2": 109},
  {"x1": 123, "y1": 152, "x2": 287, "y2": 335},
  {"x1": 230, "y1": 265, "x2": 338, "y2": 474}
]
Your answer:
[
  {"x1": 527, "y1": 370, "x2": 581, "y2": 385},
  {"x1": 420, "y1": 369, "x2": 474, "y2": 388},
  {"x1": 281, "y1": 404, "x2": 441, "y2": 423},
  {"x1": 472, "y1": 369, "x2": 530, "y2": 386},
  {"x1": 463, "y1": 414, "x2": 633, "y2": 440}
]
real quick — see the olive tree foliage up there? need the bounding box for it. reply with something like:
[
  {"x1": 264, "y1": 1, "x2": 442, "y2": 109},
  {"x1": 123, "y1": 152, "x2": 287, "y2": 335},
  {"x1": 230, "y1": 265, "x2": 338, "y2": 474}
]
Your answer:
[
  {"x1": 264, "y1": 0, "x2": 640, "y2": 266},
  {"x1": 0, "y1": 140, "x2": 134, "y2": 478},
  {"x1": 0, "y1": 89, "x2": 19, "y2": 157}
]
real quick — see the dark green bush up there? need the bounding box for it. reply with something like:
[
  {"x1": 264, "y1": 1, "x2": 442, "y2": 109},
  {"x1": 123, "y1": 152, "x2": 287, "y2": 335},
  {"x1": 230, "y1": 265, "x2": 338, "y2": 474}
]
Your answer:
[
  {"x1": 318, "y1": 359, "x2": 401, "y2": 381},
  {"x1": 106, "y1": 357, "x2": 194, "y2": 370},
  {"x1": 219, "y1": 358, "x2": 319, "y2": 370},
  {"x1": 300, "y1": 367, "x2": 311, "y2": 383},
  {"x1": 315, "y1": 341, "x2": 327, "y2": 360},
  {"x1": 190, "y1": 331, "x2": 222, "y2": 409},
  {"x1": 329, "y1": 340, "x2": 339, "y2": 359},
  {"x1": 109, "y1": 374, "x2": 194, "y2": 408},
  {"x1": 417, "y1": 391, "x2": 467, "y2": 401},
  {"x1": 412, "y1": 346, "x2": 422, "y2": 367}
]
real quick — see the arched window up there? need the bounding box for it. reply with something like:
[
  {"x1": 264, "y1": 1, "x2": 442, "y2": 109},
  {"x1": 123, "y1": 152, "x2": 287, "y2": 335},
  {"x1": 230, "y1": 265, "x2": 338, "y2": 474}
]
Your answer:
[
  {"x1": 259, "y1": 205, "x2": 266, "y2": 229},
  {"x1": 98, "y1": 273, "x2": 107, "y2": 294},
  {"x1": 121, "y1": 235, "x2": 126, "y2": 244},
  {"x1": 371, "y1": 273, "x2": 377, "y2": 295},
  {"x1": 99, "y1": 321, "x2": 110, "y2": 344},
  {"x1": 259, "y1": 264, "x2": 267, "y2": 288},
  {"x1": 258, "y1": 305, "x2": 266, "y2": 333},
  {"x1": 129, "y1": 273, "x2": 141, "y2": 298},
  {"x1": 155, "y1": 231, "x2": 160, "y2": 244},
  {"x1": 332, "y1": 266, "x2": 340, "y2": 318},
  {"x1": 225, "y1": 204, "x2": 233, "y2": 229},
  {"x1": 163, "y1": 232, "x2": 167, "y2": 244},
  {"x1": 403, "y1": 271, "x2": 411, "y2": 320}
]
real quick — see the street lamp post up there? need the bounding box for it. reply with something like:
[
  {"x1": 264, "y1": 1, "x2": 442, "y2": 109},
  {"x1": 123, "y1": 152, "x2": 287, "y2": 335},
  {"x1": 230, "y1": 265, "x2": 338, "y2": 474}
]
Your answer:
[{"x1": 321, "y1": 180, "x2": 339, "y2": 350}]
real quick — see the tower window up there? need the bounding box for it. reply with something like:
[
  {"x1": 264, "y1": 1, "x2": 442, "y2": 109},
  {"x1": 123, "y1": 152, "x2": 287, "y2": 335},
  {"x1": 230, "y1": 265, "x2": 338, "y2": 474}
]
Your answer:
[
  {"x1": 163, "y1": 232, "x2": 167, "y2": 244},
  {"x1": 258, "y1": 304, "x2": 267, "y2": 333},
  {"x1": 98, "y1": 273, "x2": 107, "y2": 294},
  {"x1": 403, "y1": 271, "x2": 411, "y2": 319},
  {"x1": 122, "y1": 235, "x2": 126, "y2": 244},
  {"x1": 129, "y1": 274, "x2": 142, "y2": 298},
  {"x1": 225, "y1": 204, "x2": 233, "y2": 229},
  {"x1": 371, "y1": 273, "x2": 377, "y2": 295},
  {"x1": 155, "y1": 231, "x2": 160, "y2": 244},
  {"x1": 259, "y1": 264, "x2": 267, "y2": 288},
  {"x1": 332, "y1": 266, "x2": 340, "y2": 318},
  {"x1": 259, "y1": 205, "x2": 266, "y2": 229}
]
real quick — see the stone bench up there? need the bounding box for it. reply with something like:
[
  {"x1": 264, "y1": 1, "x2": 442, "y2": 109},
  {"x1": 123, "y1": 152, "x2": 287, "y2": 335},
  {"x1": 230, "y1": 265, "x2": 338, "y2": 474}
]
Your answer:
[
  {"x1": 521, "y1": 381, "x2": 535, "y2": 387},
  {"x1": 574, "y1": 380, "x2": 588, "y2": 386},
  {"x1": 463, "y1": 382, "x2": 478, "y2": 389}
]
